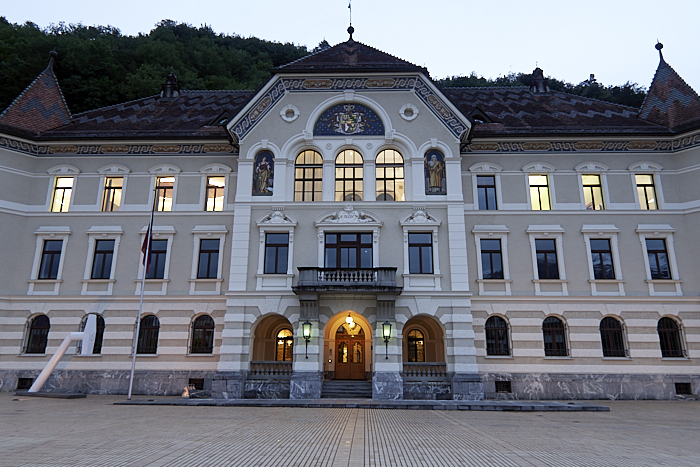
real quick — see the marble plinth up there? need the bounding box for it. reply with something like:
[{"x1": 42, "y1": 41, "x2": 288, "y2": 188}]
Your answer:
[
  {"x1": 372, "y1": 372, "x2": 403, "y2": 400},
  {"x1": 403, "y1": 382, "x2": 451, "y2": 400},
  {"x1": 244, "y1": 380, "x2": 290, "y2": 399},
  {"x1": 452, "y1": 374, "x2": 485, "y2": 401},
  {"x1": 211, "y1": 372, "x2": 246, "y2": 399},
  {"x1": 289, "y1": 371, "x2": 323, "y2": 399}
]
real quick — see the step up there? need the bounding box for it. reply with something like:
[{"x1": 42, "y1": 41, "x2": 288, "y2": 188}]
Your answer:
[{"x1": 321, "y1": 380, "x2": 373, "y2": 398}]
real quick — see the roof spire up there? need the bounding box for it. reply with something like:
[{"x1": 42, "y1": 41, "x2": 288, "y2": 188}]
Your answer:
[
  {"x1": 655, "y1": 41, "x2": 664, "y2": 62},
  {"x1": 47, "y1": 48, "x2": 58, "y2": 72},
  {"x1": 347, "y1": 0, "x2": 354, "y2": 41}
]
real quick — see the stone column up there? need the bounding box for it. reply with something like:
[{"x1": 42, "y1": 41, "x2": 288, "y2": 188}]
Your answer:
[
  {"x1": 372, "y1": 317, "x2": 403, "y2": 400},
  {"x1": 290, "y1": 317, "x2": 323, "y2": 399}
]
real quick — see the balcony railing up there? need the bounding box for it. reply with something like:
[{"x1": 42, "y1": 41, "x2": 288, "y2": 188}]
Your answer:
[
  {"x1": 402, "y1": 362, "x2": 449, "y2": 382},
  {"x1": 294, "y1": 267, "x2": 401, "y2": 293},
  {"x1": 248, "y1": 361, "x2": 293, "y2": 380}
]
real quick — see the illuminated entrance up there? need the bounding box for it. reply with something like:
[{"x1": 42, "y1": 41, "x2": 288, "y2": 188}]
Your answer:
[{"x1": 334, "y1": 315, "x2": 365, "y2": 380}]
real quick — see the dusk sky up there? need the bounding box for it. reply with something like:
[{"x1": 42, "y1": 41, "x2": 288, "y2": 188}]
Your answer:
[{"x1": 4, "y1": 0, "x2": 699, "y2": 92}]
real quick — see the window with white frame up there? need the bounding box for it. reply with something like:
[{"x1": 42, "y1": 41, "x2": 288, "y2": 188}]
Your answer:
[
  {"x1": 635, "y1": 174, "x2": 658, "y2": 210},
  {"x1": 529, "y1": 175, "x2": 551, "y2": 210},
  {"x1": 582, "y1": 174, "x2": 604, "y2": 210},
  {"x1": 82, "y1": 226, "x2": 123, "y2": 295},
  {"x1": 200, "y1": 164, "x2": 231, "y2": 212},
  {"x1": 637, "y1": 224, "x2": 681, "y2": 296},
  {"x1": 255, "y1": 210, "x2": 296, "y2": 290},
  {"x1": 136, "y1": 225, "x2": 175, "y2": 295},
  {"x1": 408, "y1": 233, "x2": 433, "y2": 274},
  {"x1": 473, "y1": 225, "x2": 511, "y2": 296},
  {"x1": 150, "y1": 164, "x2": 180, "y2": 212},
  {"x1": 189, "y1": 225, "x2": 227, "y2": 295},
  {"x1": 469, "y1": 163, "x2": 503, "y2": 211},
  {"x1": 51, "y1": 177, "x2": 74, "y2": 212},
  {"x1": 335, "y1": 150, "x2": 364, "y2": 201},
  {"x1": 581, "y1": 225, "x2": 624, "y2": 296},
  {"x1": 375, "y1": 149, "x2": 405, "y2": 201},
  {"x1": 28, "y1": 226, "x2": 71, "y2": 295},
  {"x1": 102, "y1": 177, "x2": 123, "y2": 212},
  {"x1": 527, "y1": 225, "x2": 567, "y2": 296},
  {"x1": 400, "y1": 208, "x2": 441, "y2": 291}
]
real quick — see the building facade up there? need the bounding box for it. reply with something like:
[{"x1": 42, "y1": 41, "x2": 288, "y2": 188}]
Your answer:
[{"x1": 0, "y1": 39, "x2": 699, "y2": 400}]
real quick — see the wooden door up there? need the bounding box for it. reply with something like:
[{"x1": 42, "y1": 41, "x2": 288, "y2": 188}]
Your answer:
[
  {"x1": 350, "y1": 340, "x2": 364, "y2": 379},
  {"x1": 336, "y1": 340, "x2": 351, "y2": 379},
  {"x1": 334, "y1": 322, "x2": 366, "y2": 380}
]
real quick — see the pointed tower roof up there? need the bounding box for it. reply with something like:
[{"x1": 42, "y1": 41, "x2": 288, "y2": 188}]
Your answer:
[
  {"x1": 274, "y1": 28, "x2": 426, "y2": 75},
  {"x1": 638, "y1": 43, "x2": 700, "y2": 131},
  {"x1": 0, "y1": 50, "x2": 72, "y2": 134}
]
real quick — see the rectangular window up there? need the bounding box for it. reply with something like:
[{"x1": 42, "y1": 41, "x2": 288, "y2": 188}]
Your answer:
[
  {"x1": 197, "y1": 239, "x2": 220, "y2": 279},
  {"x1": 145, "y1": 239, "x2": 168, "y2": 279},
  {"x1": 264, "y1": 233, "x2": 289, "y2": 274},
  {"x1": 38, "y1": 240, "x2": 63, "y2": 280},
  {"x1": 102, "y1": 177, "x2": 123, "y2": 212},
  {"x1": 582, "y1": 174, "x2": 604, "y2": 210},
  {"x1": 477, "y1": 175, "x2": 497, "y2": 210},
  {"x1": 155, "y1": 176, "x2": 174, "y2": 211},
  {"x1": 324, "y1": 233, "x2": 372, "y2": 269},
  {"x1": 205, "y1": 176, "x2": 225, "y2": 212},
  {"x1": 480, "y1": 239, "x2": 503, "y2": 279},
  {"x1": 535, "y1": 239, "x2": 559, "y2": 279},
  {"x1": 590, "y1": 239, "x2": 615, "y2": 279},
  {"x1": 636, "y1": 174, "x2": 657, "y2": 210},
  {"x1": 408, "y1": 233, "x2": 433, "y2": 274},
  {"x1": 529, "y1": 175, "x2": 551, "y2": 210},
  {"x1": 91, "y1": 239, "x2": 115, "y2": 279},
  {"x1": 646, "y1": 239, "x2": 671, "y2": 279},
  {"x1": 51, "y1": 177, "x2": 73, "y2": 212}
]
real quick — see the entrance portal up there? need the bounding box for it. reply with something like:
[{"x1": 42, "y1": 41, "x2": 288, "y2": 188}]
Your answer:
[{"x1": 334, "y1": 322, "x2": 365, "y2": 380}]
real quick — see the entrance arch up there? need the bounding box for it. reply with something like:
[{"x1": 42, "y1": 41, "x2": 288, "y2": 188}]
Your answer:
[
  {"x1": 251, "y1": 314, "x2": 294, "y2": 362},
  {"x1": 324, "y1": 311, "x2": 372, "y2": 380},
  {"x1": 402, "y1": 315, "x2": 446, "y2": 363}
]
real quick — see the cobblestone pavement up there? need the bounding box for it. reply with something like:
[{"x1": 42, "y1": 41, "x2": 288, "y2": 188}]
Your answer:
[{"x1": 1, "y1": 394, "x2": 698, "y2": 466}]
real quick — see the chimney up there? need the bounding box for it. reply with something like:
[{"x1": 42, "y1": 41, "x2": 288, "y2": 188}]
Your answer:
[
  {"x1": 530, "y1": 67, "x2": 550, "y2": 93},
  {"x1": 160, "y1": 72, "x2": 180, "y2": 100}
]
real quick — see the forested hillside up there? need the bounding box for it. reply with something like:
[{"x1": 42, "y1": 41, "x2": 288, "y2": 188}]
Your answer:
[{"x1": 0, "y1": 17, "x2": 647, "y2": 115}]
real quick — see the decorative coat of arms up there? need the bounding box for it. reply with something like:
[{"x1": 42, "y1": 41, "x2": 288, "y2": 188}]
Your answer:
[
  {"x1": 314, "y1": 103, "x2": 384, "y2": 136},
  {"x1": 334, "y1": 105, "x2": 366, "y2": 135}
]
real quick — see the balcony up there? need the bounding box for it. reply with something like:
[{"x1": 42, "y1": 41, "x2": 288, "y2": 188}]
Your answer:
[{"x1": 293, "y1": 267, "x2": 402, "y2": 293}]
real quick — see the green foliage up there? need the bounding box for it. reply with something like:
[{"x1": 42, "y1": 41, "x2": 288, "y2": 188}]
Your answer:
[
  {"x1": 0, "y1": 17, "x2": 309, "y2": 113},
  {"x1": 438, "y1": 71, "x2": 647, "y2": 109}
]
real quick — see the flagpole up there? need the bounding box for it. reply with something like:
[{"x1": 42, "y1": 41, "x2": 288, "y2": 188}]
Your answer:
[{"x1": 128, "y1": 188, "x2": 156, "y2": 400}]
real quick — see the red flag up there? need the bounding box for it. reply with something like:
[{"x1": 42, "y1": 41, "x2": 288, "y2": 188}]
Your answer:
[{"x1": 141, "y1": 225, "x2": 152, "y2": 268}]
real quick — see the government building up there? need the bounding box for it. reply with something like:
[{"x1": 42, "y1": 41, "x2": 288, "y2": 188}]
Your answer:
[{"x1": 0, "y1": 33, "x2": 698, "y2": 400}]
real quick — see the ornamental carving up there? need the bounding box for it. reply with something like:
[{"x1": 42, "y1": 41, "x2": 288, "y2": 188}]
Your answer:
[
  {"x1": 258, "y1": 210, "x2": 296, "y2": 225},
  {"x1": 316, "y1": 205, "x2": 381, "y2": 225},
  {"x1": 401, "y1": 208, "x2": 441, "y2": 226}
]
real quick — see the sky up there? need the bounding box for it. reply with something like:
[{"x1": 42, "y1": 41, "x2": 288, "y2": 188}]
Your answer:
[{"x1": 3, "y1": 0, "x2": 699, "y2": 92}]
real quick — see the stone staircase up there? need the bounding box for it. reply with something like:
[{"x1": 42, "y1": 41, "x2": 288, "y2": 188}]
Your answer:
[{"x1": 321, "y1": 380, "x2": 373, "y2": 399}]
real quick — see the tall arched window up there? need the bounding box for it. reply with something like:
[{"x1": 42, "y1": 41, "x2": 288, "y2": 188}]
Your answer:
[
  {"x1": 295, "y1": 150, "x2": 323, "y2": 201},
  {"x1": 407, "y1": 329, "x2": 425, "y2": 362},
  {"x1": 542, "y1": 316, "x2": 567, "y2": 357},
  {"x1": 191, "y1": 315, "x2": 215, "y2": 354},
  {"x1": 78, "y1": 314, "x2": 105, "y2": 354},
  {"x1": 485, "y1": 316, "x2": 510, "y2": 356},
  {"x1": 376, "y1": 149, "x2": 404, "y2": 201},
  {"x1": 600, "y1": 317, "x2": 626, "y2": 357},
  {"x1": 276, "y1": 329, "x2": 294, "y2": 361},
  {"x1": 137, "y1": 315, "x2": 160, "y2": 354},
  {"x1": 335, "y1": 150, "x2": 363, "y2": 201},
  {"x1": 26, "y1": 315, "x2": 50, "y2": 354},
  {"x1": 658, "y1": 317, "x2": 684, "y2": 358}
]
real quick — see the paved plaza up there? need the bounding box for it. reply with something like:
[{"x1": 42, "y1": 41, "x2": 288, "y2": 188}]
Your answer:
[{"x1": 1, "y1": 393, "x2": 698, "y2": 466}]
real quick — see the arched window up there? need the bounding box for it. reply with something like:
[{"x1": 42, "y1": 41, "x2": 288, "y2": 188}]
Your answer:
[
  {"x1": 276, "y1": 329, "x2": 294, "y2": 361},
  {"x1": 407, "y1": 329, "x2": 425, "y2": 362},
  {"x1": 191, "y1": 315, "x2": 215, "y2": 354},
  {"x1": 600, "y1": 317, "x2": 626, "y2": 357},
  {"x1": 78, "y1": 314, "x2": 105, "y2": 354},
  {"x1": 658, "y1": 317, "x2": 684, "y2": 358},
  {"x1": 335, "y1": 150, "x2": 363, "y2": 201},
  {"x1": 295, "y1": 150, "x2": 323, "y2": 201},
  {"x1": 542, "y1": 317, "x2": 567, "y2": 357},
  {"x1": 137, "y1": 315, "x2": 160, "y2": 354},
  {"x1": 376, "y1": 149, "x2": 404, "y2": 201},
  {"x1": 485, "y1": 316, "x2": 510, "y2": 356},
  {"x1": 26, "y1": 315, "x2": 50, "y2": 354}
]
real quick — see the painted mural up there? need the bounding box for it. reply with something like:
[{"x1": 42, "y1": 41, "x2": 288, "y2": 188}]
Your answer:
[
  {"x1": 253, "y1": 151, "x2": 274, "y2": 195},
  {"x1": 313, "y1": 103, "x2": 384, "y2": 136},
  {"x1": 424, "y1": 150, "x2": 446, "y2": 195}
]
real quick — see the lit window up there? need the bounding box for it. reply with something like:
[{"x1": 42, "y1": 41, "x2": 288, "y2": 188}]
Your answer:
[
  {"x1": 485, "y1": 316, "x2": 510, "y2": 356},
  {"x1": 155, "y1": 176, "x2": 174, "y2": 211},
  {"x1": 600, "y1": 317, "x2": 625, "y2": 357},
  {"x1": 205, "y1": 176, "x2": 225, "y2": 211},
  {"x1": 102, "y1": 177, "x2": 123, "y2": 212},
  {"x1": 324, "y1": 233, "x2": 372, "y2": 269},
  {"x1": 294, "y1": 150, "x2": 323, "y2": 202},
  {"x1": 51, "y1": 177, "x2": 73, "y2": 212},
  {"x1": 636, "y1": 174, "x2": 657, "y2": 210},
  {"x1": 477, "y1": 175, "x2": 497, "y2": 210},
  {"x1": 542, "y1": 316, "x2": 567, "y2": 356},
  {"x1": 264, "y1": 233, "x2": 289, "y2": 274},
  {"x1": 529, "y1": 175, "x2": 550, "y2": 210},
  {"x1": 38, "y1": 240, "x2": 63, "y2": 280},
  {"x1": 480, "y1": 239, "x2": 503, "y2": 279},
  {"x1": 276, "y1": 328, "x2": 294, "y2": 361},
  {"x1": 375, "y1": 149, "x2": 404, "y2": 201},
  {"x1": 535, "y1": 239, "x2": 559, "y2": 279},
  {"x1": 91, "y1": 240, "x2": 115, "y2": 279},
  {"x1": 408, "y1": 233, "x2": 433, "y2": 274},
  {"x1": 657, "y1": 317, "x2": 684, "y2": 358},
  {"x1": 190, "y1": 315, "x2": 215, "y2": 354},
  {"x1": 646, "y1": 239, "x2": 671, "y2": 279},
  {"x1": 590, "y1": 239, "x2": 615, "y2": 279},
  {"x1": 197, "y1": 239, "x2": 220, "y2": 279},
  {"x1": 137, "y1": 315, "x2": 159, "y2": 354},
  {"x1": 582, "y1": 174, "x2": 604, "y2": 210},
  {"x1": 406, "y1": 329, "x2": 425, "y2": 362},
  {"x1": 25, "y1": 315, "x2": 50, "y2": 354},
  {"x1": 145, "y1": 240, "x2": 168, "y2": 279},
  {"x1": 335, "y1": 150, "x2": 363, "y2": 201}
]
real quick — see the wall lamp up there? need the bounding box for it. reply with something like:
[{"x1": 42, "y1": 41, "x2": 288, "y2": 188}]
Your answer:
[
  {"x1": 382, "y1": 321, "x2": 392, "y2": 359},
  {"x1": 302, "y1": 321, "x2": 312, "y2": 359}
]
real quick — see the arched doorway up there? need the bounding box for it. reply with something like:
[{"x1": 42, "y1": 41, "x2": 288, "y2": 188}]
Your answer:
[
  {"x1": 251, "y1": 314, "x2": 294, "y2": 362},
  {"x1": 335, "y1": 321, "x2": 365, "y2": 380}
]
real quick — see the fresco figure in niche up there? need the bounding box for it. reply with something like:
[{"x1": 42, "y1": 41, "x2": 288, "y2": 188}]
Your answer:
[
  {"x1": 253, "y1": 151, "x2": 274, "y2": 195},
  {"x1": 424, "y1": 150, "x2": 446, "y2": 194}
]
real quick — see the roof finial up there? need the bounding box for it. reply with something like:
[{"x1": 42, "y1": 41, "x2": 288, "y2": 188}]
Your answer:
[
  {"x1": 47, "y1": 48, "x2": 58, "y2": 71},
  {"x1": 347, "y1": 0, "x2": 354, "y2": 41},
  {"x1": 655, "y1": 41, "x2": 664, "y2": 61}
]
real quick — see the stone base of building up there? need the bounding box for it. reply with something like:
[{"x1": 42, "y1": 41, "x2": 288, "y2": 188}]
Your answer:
[
  {"x1": 211, "y1": 371, "x2": 247, "y2": 399},
  {"x1": 403, "y1": 381, "x2": 452, "y2": 400},
  {"x1": 372, "y1": 372, "x2": 403, "y2": 400},
  {"x1": 451, "y1": 374, "x2": 485, "y2": 400},
  {"x1": 289, "y1": 371, "x2": 323, "y2": 399},
  {"x1": 0, "y1": 369, "x2": 217, "y2": 396},
  {"x1": 482, "y1": 373, "x2": 700, "y2": 400},
  {"x1": 244, "y1": 380, "x2": 291, "y2": 399}
]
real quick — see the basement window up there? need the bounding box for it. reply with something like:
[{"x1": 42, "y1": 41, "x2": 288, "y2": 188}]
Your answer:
[
  {"x1": 675, "y1": 382, "x2": 692, "y2": 395},
  {"x1": 495, "y1": 380, "x2": 512, "y2": 393}
]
